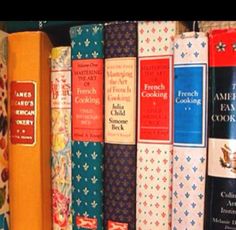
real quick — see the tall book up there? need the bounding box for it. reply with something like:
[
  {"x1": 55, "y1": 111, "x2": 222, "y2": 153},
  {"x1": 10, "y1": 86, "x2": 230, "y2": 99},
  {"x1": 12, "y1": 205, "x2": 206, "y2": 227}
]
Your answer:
[
  {"x1": 0, "y1": 30, "x2": 9, "y2": 230},
  {"x1": 136, "y1": 21, "x2": 187, "y2": 230},
  {"x1": 104, "y1": 21, "x2": 137, "y2": 230},
  {"x1": 136, "y1": 21, "x2": 188, "y2": 230},
  {"x1": 172, "y1": 32, "x2": 208, "y2": 230},
  {"x1": 8, "y1": 32, "x2": 52, "y2": 230},
  {"x1": 205, "y1": 29, "x2": 236, "y2": 229},
  {"x1": 70, "y1": 24, "x2": 104, "y2": 230},
  {"x1": 51, "y1": 47, "x2": 72, "y2": 230}
]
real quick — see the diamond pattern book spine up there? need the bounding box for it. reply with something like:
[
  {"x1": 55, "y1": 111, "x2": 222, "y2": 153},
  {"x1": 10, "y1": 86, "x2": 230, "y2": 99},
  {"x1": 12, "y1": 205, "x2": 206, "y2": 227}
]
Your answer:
[{"x1": 136, "y1": 21, "x2": 187, "y2": 230}]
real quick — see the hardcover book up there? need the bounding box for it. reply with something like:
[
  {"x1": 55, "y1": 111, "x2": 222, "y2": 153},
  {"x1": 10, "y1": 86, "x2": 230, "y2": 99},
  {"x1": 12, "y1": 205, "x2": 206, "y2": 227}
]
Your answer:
[
  {"x1": 8, "y1": 31, "x2": 52, "y2": 230},
  {"x1": 70, "y1": 24, "x2": 104, "y2": 230},
  {"x1": 172, "y1": 32, "x2": 208, "y2": 230},
  {"x1": 51, "y1": 47, "x2": 72, "y2": 230},
  {"x1": 0, "y1": 30, "x2": 8, "y2": 230},
  {"x1": 205, "y1": 29, "x2": 236, "y2": 230},
  {"x1": 136, "y1": 21, "x2": 188, "y2": 230},
  {"x1": 104, "y1": 21, "x2": 137, "y2": 230}
]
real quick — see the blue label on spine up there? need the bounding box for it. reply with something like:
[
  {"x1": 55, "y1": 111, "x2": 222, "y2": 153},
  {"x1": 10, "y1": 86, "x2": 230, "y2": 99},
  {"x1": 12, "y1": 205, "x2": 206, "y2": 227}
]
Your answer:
[{"x1": 174, "y1": 64, "x2": 206, "y2": 146}]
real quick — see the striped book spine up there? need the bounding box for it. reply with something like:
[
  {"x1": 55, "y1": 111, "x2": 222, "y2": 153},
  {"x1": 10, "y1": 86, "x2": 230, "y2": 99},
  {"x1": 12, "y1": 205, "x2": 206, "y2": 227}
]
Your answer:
[
  {"x1": 70, "y1": 24, "x2": 104, "y2": 230},
  {"x1": 205, "y1": 29, "x2": 236, "y2": 230},
  {"x1": 104, "y1": 21, "x2": 137, "y2": 230},
  {"x1": 172, "y1": 32, "x2": 208, "y2": 230},
  {"x1": 51, "y1": 47, "x2": 72, "y2": 230},
  {"x1": 0, "y1": 30, "x2": 8, "y2": 230},
  {"x1": 136, "y1": 21, "x2": 187, "y2": 230}
]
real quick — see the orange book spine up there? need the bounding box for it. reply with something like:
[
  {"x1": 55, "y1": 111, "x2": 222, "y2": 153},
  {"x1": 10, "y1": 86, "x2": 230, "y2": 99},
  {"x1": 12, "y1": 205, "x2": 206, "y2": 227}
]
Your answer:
[{"x1": 8, "y1": 31, "x2": 52, "y2": 230}]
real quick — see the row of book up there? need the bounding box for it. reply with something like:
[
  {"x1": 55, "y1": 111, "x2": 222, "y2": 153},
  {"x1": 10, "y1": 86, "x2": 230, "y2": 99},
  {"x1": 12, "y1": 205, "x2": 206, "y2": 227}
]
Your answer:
[{"x1": 0, "y1": 21, "x2": 235, "y2": 230}]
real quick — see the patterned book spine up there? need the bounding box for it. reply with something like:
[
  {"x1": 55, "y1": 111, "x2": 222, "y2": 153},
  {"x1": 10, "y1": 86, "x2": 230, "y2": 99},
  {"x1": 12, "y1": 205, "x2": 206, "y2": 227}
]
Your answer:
[
  {"x1": 70, "y1": 24, "x2": 104, "y2": 230},
  {"x1": 51, "y1": 47, "x2": 72, "y2": 230},
  {"x1": 205, "y1": 29, "x2": 236, "y2": 230},
  {"x1": 136, "y1": 21, "x2": 186, "y2": 230},
  {"x1": 104, "y1": 21, "x2": 137, "y2": 230},
  {"x1": 0, "y1": 31, "x2": 9, "y2": 230},
  {"x1": 172, "y1": 32, "x2": 208, "y2": 230}
]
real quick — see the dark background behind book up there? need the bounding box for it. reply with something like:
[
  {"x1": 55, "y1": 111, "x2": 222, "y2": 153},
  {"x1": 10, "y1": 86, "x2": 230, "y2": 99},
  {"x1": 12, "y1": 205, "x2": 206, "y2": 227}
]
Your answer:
[{"x1": 1, "y1": 21, "x2": 194, "y2": 46}]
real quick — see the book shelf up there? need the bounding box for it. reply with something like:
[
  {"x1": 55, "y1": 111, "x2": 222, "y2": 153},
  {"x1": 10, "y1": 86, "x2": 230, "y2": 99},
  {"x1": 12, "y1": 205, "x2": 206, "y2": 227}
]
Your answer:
[{"x1": 4, "y1": 21, "x2": 235, "y2": 230}]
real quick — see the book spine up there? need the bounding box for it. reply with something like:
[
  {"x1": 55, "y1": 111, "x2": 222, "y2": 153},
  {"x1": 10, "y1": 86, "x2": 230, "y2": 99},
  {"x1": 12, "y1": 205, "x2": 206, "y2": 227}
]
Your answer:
[
  {"x1": 51, "y1": 47, "x2": 72, "y2": 230},
  {"x1": 205, "y1": 29, "x2": 236, "y2": 230},
  {"x1": 172, "y1": 32, "x2": 208, "y2": 230},
  {"x1": 0, "y1": 31, "x2": 9, "y2": 230},
  {"x1": 136, "y1": 21, "x2": 176, "y2": 230},
  {"x1": 104, "y1": 21, "x2": 137, "y2": 230},
  {"x1": 70, "y1": 24, "x2": 104, "y2": 230},
  {"x1": 8, "y1": 31, "x2": 52, "y2": 230}
]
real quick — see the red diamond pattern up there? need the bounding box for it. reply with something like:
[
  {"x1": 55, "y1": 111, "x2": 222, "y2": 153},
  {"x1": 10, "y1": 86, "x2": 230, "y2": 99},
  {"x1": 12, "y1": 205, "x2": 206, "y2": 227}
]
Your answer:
[
  {"x1": 145, "y1": 38, "x2": 150, "y2": 43},
  {"x1": 138, "y1": 21, "x2": 177, "y2": 57},
  {"x1": 163, "y1": 159, "x2": 168, "y2": 164},
  {"x1": 137, "y1": 20, "x2": 176, "y2": 230},
  {"x1": 137, "y1": 144, "x2": 172, "y2": 230}
]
